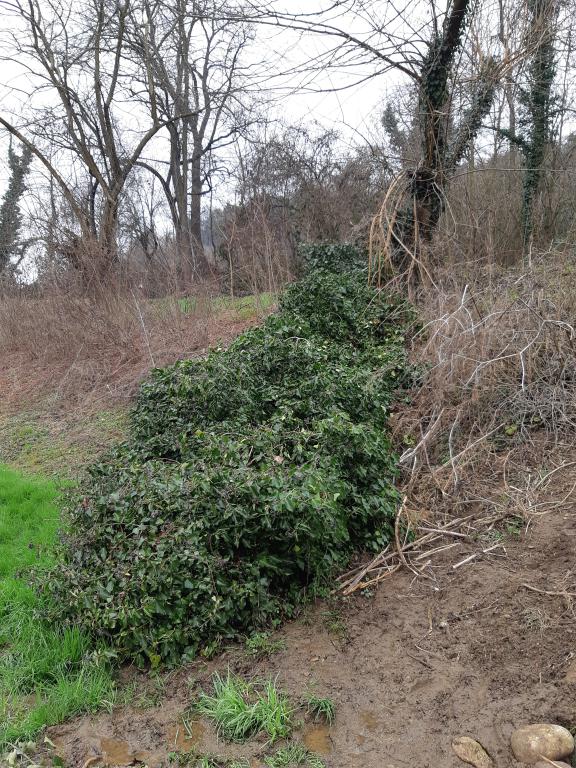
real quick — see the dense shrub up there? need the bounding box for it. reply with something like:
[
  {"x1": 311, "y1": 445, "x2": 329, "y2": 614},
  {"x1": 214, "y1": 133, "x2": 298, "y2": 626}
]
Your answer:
[
  {"x1": 44, "y1": 255, "x2": 415, "y2": 666},
  {"x1": 297, "y1": 242, "x2": 366, "y2": 275}
]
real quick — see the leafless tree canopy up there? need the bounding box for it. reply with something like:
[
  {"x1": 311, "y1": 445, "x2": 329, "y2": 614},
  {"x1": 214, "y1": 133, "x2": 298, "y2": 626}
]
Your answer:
[{"x1": 0, "y1": 0, "x2": 574, "y2": 290}]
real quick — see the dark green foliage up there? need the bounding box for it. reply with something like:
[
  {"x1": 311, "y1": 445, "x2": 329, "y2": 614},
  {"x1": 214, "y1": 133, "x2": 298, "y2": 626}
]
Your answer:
[
  {"x1": 0, "y1": 143, "x2": 33, "y2": 275},
  {"x1": 447, "y1": 57, "x2": 499, "y2": 173},
  {"x1": 44, "y1": 256, "x2": 414, "y2": 666},
  {"x1": 297, "y1": 243, "x2": 366, "y2": 275}
]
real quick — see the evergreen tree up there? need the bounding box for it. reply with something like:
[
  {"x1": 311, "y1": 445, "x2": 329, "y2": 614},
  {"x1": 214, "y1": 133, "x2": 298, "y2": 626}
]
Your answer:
[{"x1": 0, "y1": 143, "x2": 33, "y2": 276}]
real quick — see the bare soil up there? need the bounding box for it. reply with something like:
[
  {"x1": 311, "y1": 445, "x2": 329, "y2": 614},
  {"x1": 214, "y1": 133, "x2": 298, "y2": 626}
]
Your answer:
[{"x1": 47, "y1": 478, "x2": 576, "y2": 768}]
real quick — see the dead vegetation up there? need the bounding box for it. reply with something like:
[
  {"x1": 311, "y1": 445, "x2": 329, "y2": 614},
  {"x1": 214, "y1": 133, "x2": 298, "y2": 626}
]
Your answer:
[
  {"x1": 0, "y1": 279, "x2": 273, "y2": 414},
  {"x1": 339, "y1": 250, "x2": 576, "y2": 593}
]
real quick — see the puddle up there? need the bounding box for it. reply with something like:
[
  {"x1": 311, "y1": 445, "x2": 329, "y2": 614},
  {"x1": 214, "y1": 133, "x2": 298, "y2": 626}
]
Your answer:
[
  {"x1": 100, "y1": 738, "x2": 134, "y2": 766},
  {"x1": 303, "y1": 725, "x2": 332, "y2": 755},
  {"x1": 360, "y1": 710, "x2": 379, "y2": 731},
  {"x1": 166, "y1": 720, "x2": 206, "y2": 752}
]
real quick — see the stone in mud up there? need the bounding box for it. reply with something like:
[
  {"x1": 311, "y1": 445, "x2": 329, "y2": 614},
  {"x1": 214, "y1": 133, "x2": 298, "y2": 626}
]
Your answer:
[
  {"x1": 534, "y1": 762, "x2": 572, "y2": 768},
  {"x1": 510, "y1": 724, "x2": 574, "y2": 764},
  {"x1": 451, "y1": 736, "x2": 493, "y2": 768},
  {"x1": 563, "y1": 659, "x2": 576, "y2": 682}
]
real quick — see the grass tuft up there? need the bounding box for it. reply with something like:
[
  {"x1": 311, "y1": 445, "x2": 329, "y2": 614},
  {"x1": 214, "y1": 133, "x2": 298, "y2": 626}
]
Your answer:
[
  {"x1": 264, "y1": 743, "x2": 326, "y2": 768},
  {"x1": 196, "y1": 672, "x2": 292, "y2": 743},
  {"x1": 245, "y1": 632, "x2": 286, "y2": 658},
  {"x1": 305, "y1": 695, "x2": 336, "y2": 725}
]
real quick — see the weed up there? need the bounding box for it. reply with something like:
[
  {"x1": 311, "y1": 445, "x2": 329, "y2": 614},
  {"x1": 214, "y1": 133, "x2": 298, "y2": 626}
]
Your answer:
[
  {"x1": 120, "y1": 673, "x2": 166, "y2": 709},
  {"x1": 196, "y1": 672, "x2": 292, "y2": 743},
  {"x1": 264, "y1": 743, "x2": 325, "y2": 768},
  {"x1": 521, "y1": 606, "x2": 551, "y2": 631},
  {"x1": 305, "y1": 695, "x2": 336, "y2": 725},
  {"x1": 477, "y1": 516, "x2": 523, "y2": 546},
  {"x1": 321, "y1": 608, "x2": 347, "y2": 639},
  {"x1": 168, "y1": 751, "x2": 197, "y2": 766},
  {"x1": 477, "y1": 529, "x2": 504, "y2": 545},
  {"x1": 245, "y1": 632, "x2": 286, "y2": 658},
  {"x1": 168, "y1": 756, "x2": 250, "y2": 768},
  {"x1": 197, "y1": 758, "x2": 220, "y2": 768},
  {"x1": 505, "y1": 517, "x2": 524, "y2": 537}
]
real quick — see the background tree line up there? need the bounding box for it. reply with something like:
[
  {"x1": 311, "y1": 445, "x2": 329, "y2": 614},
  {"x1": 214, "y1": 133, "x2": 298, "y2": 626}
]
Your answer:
[{"x1": 0, "y1": 0, "x2": 573, "y2": 294}]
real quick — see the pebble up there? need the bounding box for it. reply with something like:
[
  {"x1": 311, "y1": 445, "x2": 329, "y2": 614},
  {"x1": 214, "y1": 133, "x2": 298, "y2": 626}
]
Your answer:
[
  {"x1": 564, "y1": 659, "x2": 576, "y2": 682},
  {"x1": 533, "y1": 762, "x2": 572, "y2": 768},
  {"x1": 510, "y1": 723, "x2": 574, "y2": 764},
  {"x1": 452, "y1": 736, "x2": 493, "y2": 768}
]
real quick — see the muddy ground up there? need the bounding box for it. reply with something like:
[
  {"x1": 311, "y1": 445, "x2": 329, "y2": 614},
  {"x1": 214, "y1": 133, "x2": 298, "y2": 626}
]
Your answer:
[{"x1": 47, "y1": 482, "x2": 576, "y2": 768}]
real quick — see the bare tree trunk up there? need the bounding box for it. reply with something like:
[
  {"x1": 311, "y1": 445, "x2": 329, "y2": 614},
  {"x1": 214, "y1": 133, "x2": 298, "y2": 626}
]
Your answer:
[
  {"x1": 498, "y1": 0, "x2": 518, "y2": 163},
  {"x1": 190, "y1": 152, "x2": 207, "y2": 275}
]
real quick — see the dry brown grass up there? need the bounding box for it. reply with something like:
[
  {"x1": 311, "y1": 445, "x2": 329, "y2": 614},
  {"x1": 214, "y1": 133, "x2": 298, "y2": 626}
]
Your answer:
[
  {"x1": 392, "y1": 250, "x2": 576, "y2": 525},
  {"x1": 0, "y1": 284, "x2": 272, "y2": 415}
]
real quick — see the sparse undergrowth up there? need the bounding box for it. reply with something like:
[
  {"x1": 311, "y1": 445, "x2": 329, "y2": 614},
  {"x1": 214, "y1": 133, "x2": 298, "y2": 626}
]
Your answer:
[
  {"x1": 0, "y1": 410, "x2": 128, "y2": 478},
  {"x1": 245, "y1": 632, "x2": 287, "y2": 659},
  {"x1": 42, "y1": 247, "x2": 416, "y2": 666},
  {"x1": 0, "y1": 466, "x2": 114, "y2": 746},
  {"x1": 168, "y1": 672, "x2": 331, "y2": 768},
  {"x1": 265, "y1": 744, "x2": 326, "y2": 768}
]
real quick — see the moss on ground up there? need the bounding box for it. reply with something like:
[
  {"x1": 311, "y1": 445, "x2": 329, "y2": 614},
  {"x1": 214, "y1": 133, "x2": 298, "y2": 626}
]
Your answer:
[{"x1": 0, "y1": 409, "x2": 128, "y2": 478}]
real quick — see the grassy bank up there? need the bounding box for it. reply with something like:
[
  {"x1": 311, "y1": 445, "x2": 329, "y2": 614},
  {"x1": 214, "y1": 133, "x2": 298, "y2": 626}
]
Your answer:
[
  {"x1": 0, "y1": 410, "x2": 128, "y2": 478},
  {"x1": 0, "y1": 466, "x2": 115, "y2": 745}
]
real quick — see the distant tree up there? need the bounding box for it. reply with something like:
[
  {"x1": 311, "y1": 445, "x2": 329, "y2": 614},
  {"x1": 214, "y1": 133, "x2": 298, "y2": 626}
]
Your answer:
[
  {"x1": 129, "y1": 0, "x2": 258, "y2": 281},
  {"x1": 0, "y1": 143, "x2": 33, "y2": 276},
  {"x1": 0, "y1": 0, "x2": 202, "y2": 284}
]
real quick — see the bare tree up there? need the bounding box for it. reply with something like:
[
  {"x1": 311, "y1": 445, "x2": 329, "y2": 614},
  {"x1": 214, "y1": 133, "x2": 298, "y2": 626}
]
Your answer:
[
  {"x1": 0, "y1": 0, "x2": 200, "y2": 282},
  {"x1": 238, "y1": 0, "x2": 501, "y2": 279},
  {"x1": 128, "y1": 0, "x2": 258, "y2": 281}
]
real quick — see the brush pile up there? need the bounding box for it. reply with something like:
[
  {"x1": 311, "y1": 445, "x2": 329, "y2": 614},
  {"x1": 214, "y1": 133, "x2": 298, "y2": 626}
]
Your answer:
[{"x1": 43, "y1": 245, "x2": 415, "y2": 666}]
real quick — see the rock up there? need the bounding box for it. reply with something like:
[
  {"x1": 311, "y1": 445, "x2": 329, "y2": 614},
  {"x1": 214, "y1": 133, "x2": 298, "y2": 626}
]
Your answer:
[
  {"x1": 564, "y1": 658, "x2": 576, "y2": 682},
  {"x1": 534, "y1": 762, "x2": 572, "y2": 768},
  {"x1": 510, "y1": 724, "x2": 574, "y2": 764},
  {"x1": 452, "y1": 736, "x2": 494, "y2": 768}
]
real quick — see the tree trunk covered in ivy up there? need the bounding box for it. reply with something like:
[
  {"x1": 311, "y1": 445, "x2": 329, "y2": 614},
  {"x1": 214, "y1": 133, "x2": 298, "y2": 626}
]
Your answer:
[
  {"x1": 519, "y1": 0, "x2": 557, "y2": 252},
  {"x1": 391, "y1": 0, "x2": 497, "y2": 276},
  {"x1": 0, "y1": 144, "x2": 33, "y2": 276}
]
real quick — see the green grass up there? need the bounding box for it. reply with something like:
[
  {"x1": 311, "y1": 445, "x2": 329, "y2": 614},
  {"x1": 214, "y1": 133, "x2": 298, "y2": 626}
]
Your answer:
[
  {"x1": 304, "y1": 695, "x2": 336, "y2": 725},
  {"x1": 168, "y1": 755, "x2": 250, "y2": 768},
  {"x1": 264, "y1": 744, "x2": 326, "y2": 768},
  {"x1": 0, "y1": 465, "x2": 115, "y2": 745},
  {"x1": 175, "y1": 292, "x2": 276, "y2": 320},
  {"x1": 0, "y1": 410, "x2": 128, "y2": 478},
  {"x1": 196, "y1": 672, "x2": 292, "y2": 743}
]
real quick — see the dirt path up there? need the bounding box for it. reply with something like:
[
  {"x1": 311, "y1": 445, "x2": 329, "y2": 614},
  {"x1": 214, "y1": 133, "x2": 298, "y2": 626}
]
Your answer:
[{"x1": 49, "y1": 501, "x2": 576, "y2": 768}]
